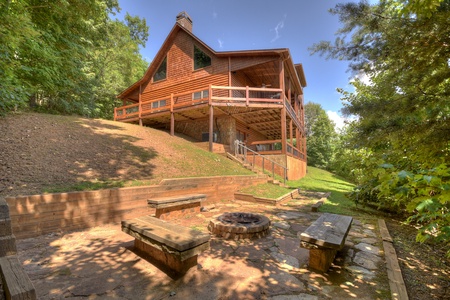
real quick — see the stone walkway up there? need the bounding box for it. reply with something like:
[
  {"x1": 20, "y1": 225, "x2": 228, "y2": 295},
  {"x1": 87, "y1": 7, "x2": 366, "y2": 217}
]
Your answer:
[{"x1": 16, "y1": 195, "x2": 391, "y2": 299}]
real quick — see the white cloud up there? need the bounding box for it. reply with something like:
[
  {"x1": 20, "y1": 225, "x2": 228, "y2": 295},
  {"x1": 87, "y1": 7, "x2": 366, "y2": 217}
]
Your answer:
[
  {"x1": 327, "y1": 110, "x2": 346, "y2": 132},
  {"x1": 350, "y1": 70, "x2": 373, "y2": 86},
  {"x1": 271, "y1": 15, "x2": 287, "y2": 43},
  {"x1": 327, "y1": 110, "x2": 358, "y2": 133},
  {"x1": 217, "y1": 38, "x2": 224, "y2": 48},
  {"x1": 212, "y1": 10, "x2": 218, "y2": 19}
]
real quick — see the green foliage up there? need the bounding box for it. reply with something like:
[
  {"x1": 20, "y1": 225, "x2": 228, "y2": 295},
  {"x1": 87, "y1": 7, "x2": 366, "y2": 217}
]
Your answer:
[
  {"x1": 351, "y1": 163, "x2": 450, "y2": 256},
  {"x1": 0, "y1": 0, "x2": 148, "y2": 117},
  {"x1": 312, "y1": 0, "x2": 450, "y2": 255},
  {"x1": 304, "y1": 102, "x2": 337, "y2": 169},
  {"x1": 397, "y1": 0, "x2": 446, "y2": 17}
]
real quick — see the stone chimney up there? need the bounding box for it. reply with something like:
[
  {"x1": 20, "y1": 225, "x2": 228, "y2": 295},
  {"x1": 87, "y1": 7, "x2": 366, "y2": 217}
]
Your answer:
[{"x1": 176, "y1": 11, "x2": 193, "y2": 32}]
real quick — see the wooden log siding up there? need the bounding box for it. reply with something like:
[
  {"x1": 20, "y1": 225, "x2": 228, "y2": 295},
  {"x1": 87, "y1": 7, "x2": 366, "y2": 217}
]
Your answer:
[{"x1": 142, "y1": 73, "x2": 229, "y2": 102}]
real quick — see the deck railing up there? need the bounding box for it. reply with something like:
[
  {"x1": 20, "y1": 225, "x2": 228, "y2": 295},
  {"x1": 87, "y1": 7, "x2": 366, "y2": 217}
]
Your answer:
[
  {"x1": 210, "y1": 85, "x2": 283, "y2": 106},
  {"x1": 114, "y1": 85, "x2": 287, "y2": 121},
  {"x1": 251, "y1": 139, "x2": 305, "y2": 160},
  {"x1": 284, "y1": 96, "x2": 302, "y2": 130},
  {"x1": 235, "y1": 140, "x2": 287, "y2": 184}
]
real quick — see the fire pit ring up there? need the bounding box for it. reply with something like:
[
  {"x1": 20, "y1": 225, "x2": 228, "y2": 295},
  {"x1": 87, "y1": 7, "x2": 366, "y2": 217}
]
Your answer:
[{"x1": 208, "y1": 212, "x2": 271, "y2": 240}]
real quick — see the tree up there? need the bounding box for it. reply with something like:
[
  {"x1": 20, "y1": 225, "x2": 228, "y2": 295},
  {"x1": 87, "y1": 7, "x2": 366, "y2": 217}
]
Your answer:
[
  {"x1": 0, "y1": 0, "x2": 38, "y2": 113},
  {"x1": 311, "y1": 0, "x2": 450, "y2": 255},
  {"x1": 85, "y1": 15, "x2": 148, "y2": 119},
  {"x1": 0, "y1": 0, "x2": 148, "y2": 118},
  {"x1": 304, "y1": 102, "x2": 337, "y2": 169}
]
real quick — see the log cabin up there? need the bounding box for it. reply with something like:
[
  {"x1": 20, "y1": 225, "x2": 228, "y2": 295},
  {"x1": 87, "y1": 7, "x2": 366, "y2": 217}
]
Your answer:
[{"x1": 115, "y1": 12, "x2": 307, "y2": 180}]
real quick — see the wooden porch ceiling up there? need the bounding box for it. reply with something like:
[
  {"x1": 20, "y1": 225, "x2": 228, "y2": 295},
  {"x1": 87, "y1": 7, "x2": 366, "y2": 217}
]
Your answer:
[
  {"x1": 216, "y1": 106, "x2": 284, "y2": 140},
  {"x1": 138, "y1": 104, "x2": 298, "y2": 141},
  {"x1": 239, "y1": 61, "x2": 280, "y2": 89}
]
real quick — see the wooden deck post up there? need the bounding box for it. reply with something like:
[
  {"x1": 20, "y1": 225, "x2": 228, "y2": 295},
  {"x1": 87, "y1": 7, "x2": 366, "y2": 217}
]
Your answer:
[
  {"x1": 280, "y1": 60, "x2": 287, "y2": 155},
  {"x1": 228, "y1": 57, "x2": 232, "y2": 98},
  {"x1": 138, "y1": 84, "x2": 143, "y2": 126},
  {"x1": 246, "y1": 86, "x2": 249, "y2": 106},
  {"x1": 209, "y1": 105, "x2": 213, "y2": 152},
  {"x1": 170, "y1": 93, "x2": 174, "y2": 136},
  {"x1": 290, "y1": 120, "x2": 293, "y2": 150},
  {"x1": 288, "y1": 82, "x2": 293, "y2": 152}
]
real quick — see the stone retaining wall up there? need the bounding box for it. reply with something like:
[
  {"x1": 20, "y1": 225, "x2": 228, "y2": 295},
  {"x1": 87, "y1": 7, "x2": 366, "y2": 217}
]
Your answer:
[{"x1": 5, "y1": 175, "x2": 268, "y2": 239}]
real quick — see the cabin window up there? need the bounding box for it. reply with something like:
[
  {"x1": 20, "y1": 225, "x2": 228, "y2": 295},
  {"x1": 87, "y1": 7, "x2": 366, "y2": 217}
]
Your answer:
[
  {"x1": 192, "y1": 89, "x2": 209, "y2": 100},
  {"x1": 152, "y1": 99, "x2": 167, "y2": 109},
  {"x1": 236, "y1": 130, "x2": 246, "y2": 143},
  {"x1": 153, "y1": 57, "x2": 167, "y2": 81},
  {"x1": 194, "y1": 45, "x2": 211, "y2": 70}
]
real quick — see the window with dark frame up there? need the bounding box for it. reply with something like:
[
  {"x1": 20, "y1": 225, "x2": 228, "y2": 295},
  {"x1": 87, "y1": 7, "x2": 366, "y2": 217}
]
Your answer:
[
  {"x1": 194, "y1": 45, "x2": 211, "y2": 70},
  {"x1": 153, "y1": 56, "x2": 167, "y2": 81},
  {"x1": 151, "y1": 99, "x2": 167, "y2": 109},
  {"x1": 193, "y1": 89, "x2": 209, "y2": 100}
]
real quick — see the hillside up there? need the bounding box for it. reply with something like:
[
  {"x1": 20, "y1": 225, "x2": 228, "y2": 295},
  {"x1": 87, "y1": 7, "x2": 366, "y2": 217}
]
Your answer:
[{"x1": 0, "y1": 112, "x2": 253, "y2": 197}]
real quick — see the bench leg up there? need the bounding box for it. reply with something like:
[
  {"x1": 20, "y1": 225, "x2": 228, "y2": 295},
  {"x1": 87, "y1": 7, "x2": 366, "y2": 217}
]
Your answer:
[
  {"x1": 309, "y1": 248, "x2": 337, "y2": 272},
  {"x1": 134, "y1": 239, "x2": 197, "y2": 273}
]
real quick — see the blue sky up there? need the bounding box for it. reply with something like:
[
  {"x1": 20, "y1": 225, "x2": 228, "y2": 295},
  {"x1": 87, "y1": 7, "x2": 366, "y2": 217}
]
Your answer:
[{"x1": 116, "y1": 0, "x2": 365, "y2": 128}]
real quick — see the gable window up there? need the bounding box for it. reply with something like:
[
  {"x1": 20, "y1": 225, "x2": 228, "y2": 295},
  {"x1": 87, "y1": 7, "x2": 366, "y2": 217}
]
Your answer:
[
  {"x1": 194, "y1": 45, "x2": 211, "y2": 70},
  {"x1": 153, "y1": 56, "x2": 167, "y2": 81}
]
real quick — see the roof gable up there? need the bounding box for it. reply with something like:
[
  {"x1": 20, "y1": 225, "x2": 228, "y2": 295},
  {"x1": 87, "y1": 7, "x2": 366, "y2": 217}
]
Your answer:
[{"x1": 118, "y1": 22, "x2": 306, "y2": 99}]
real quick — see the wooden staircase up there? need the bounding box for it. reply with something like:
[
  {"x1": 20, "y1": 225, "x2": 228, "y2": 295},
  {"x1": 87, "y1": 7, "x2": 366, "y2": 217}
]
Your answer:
[{"x1": 226, "y1": 152, "x2": 284, "y2": 186}]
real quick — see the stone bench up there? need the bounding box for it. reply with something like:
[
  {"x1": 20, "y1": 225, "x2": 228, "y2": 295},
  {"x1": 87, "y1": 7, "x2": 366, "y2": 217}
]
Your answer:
[
  {"x1": 0, "y1": 255, "x2": 37, "y2": 300},
  {"x1": 298, "y1": 213, "x2": 353, "y2": 272},
  {"x1": 1, "y1": 198, "x2": 36, "y2": 299},
  {"x1": 121, "y1": 215, "x2": 210, "y2": 273},
  {"x1": 147, "y1": 194, "x2": 206, "y2": 220},
  {"x1": 311, "y1": 200, "x2": 323, "y2": 212}
]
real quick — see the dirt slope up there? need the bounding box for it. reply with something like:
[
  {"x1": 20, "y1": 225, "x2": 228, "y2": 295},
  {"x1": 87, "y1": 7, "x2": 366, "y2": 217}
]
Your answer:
[{"x1": 0, "y1": 112, "x2": 251, "y2": 198}]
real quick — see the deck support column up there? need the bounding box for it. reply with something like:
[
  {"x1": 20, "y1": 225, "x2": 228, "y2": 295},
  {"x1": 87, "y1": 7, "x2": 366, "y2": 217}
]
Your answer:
[
  {"x1": 290, "y1": 120, "x2": 293, "y2": 149},
  {"x1": 281, "y1": 108, "x2": 287, "y2": 155},
  {"x1": 280, "y1": 60, "x2": 287, "y2": 155},
  {"x1": 209, "y1": 105, "x2": 214, "y2": 152},
  {"x1": 170, "y1": 113, "x2": 175, "y2": 136},
  {"x1": 138, "y1": 84, "x2": 143, "y2": 126},
  {"x1": 170, "y1": 93, "x2": 175, "y2": 136}
]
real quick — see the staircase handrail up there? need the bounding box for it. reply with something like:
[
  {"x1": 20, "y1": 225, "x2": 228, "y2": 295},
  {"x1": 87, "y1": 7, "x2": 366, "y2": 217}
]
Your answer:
[{"x1": 234, "y1": 140, "x2": 287, "y2": 184}]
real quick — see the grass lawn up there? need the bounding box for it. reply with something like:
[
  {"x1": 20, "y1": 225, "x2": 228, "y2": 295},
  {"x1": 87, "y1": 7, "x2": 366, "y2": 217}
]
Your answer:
[
  {"x1": 241, "y1": 166, "x2": 375, "y2": 217},
  {"x1": 288, "y1": 166, "x2": 358, "y2": 215}
]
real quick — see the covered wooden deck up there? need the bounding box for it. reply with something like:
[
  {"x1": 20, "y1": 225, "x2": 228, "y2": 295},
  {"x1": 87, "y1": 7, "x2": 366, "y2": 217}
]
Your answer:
[
  {"x1": 115, "y1": 85, "x2": 285, "y2": 123},
  {"x1": 114, "y1": 85, "x2": 305, "y2": 161}
]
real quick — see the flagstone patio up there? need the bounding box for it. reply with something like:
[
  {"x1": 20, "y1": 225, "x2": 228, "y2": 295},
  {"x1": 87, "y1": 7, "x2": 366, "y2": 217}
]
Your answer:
[{"x1": 15, "y1": 196, "x2": 391, "y2": 299}]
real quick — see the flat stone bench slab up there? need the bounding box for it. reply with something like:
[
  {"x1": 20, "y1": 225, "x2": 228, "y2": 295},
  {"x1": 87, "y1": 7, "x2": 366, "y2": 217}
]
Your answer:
[
  {"x1": 147, "y1": 194, "x2": 206, "y2": 220},
  {"x1": 0, "y1": 255, "x2": 37, "y2": 300},
  {"x1": 122, "y1": 215, "x2": 210, "y2": 273},
  {"x1": 299, "y1": 213, "x2": 353, "y2": 272}
]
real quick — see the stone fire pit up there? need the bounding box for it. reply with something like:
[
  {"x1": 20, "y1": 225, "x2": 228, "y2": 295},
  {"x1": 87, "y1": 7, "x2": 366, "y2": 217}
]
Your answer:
[{"x1": 208, "y1": 212, "x2": 271, "y2": 240}]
